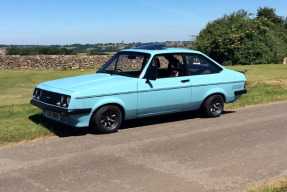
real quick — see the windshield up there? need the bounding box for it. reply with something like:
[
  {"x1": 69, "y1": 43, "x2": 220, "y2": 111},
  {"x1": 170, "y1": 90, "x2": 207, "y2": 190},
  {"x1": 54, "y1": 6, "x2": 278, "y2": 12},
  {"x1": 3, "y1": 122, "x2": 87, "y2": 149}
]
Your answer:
[{"x1": 98, "y1": 52, "x2": 151, "y2": 78}]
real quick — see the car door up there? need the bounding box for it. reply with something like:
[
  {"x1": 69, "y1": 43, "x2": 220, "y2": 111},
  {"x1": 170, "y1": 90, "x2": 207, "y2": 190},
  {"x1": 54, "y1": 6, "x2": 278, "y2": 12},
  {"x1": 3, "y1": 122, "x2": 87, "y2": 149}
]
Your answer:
[{"x1": 137, "y1": 54, "x2": 192, "y2": 116}]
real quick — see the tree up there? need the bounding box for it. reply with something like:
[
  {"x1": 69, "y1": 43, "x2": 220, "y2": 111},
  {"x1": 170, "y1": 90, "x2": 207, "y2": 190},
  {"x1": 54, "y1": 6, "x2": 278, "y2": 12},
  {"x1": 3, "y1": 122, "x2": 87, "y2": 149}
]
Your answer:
[
  {"x1": 257, "y1": 7, "x2": 285, "y2": 25},
  {"x1": 192, "y1": 8, "x2": 287, "y2": 65},
  {"x1": 5, "y1": 46, "x2": 76, "y2": 55},
  {"x1": 6, "y1": 46, "x2": 21, "y2": 55}
]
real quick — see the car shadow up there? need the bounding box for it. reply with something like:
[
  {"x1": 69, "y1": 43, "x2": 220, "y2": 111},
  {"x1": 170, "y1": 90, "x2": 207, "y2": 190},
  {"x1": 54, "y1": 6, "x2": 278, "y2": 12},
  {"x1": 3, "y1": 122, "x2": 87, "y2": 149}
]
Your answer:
[
  {"x1": 121, "y1": 110, "x2": 201, "y2": 130},
  {"x1": 29, "y1": 110, "x2": 236, "y2": 137},
  {"x1": 222, "y1": 110, "x2": 236, "y2": 115},
  {"x1": 121, "y1": 110, "x2": 236, "y2": 130}
]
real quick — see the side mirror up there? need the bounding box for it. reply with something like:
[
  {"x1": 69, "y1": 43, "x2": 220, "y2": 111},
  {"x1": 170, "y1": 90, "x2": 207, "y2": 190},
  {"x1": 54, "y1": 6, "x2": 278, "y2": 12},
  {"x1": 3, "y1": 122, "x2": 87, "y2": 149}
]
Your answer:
[{"x1": 144, "y1": 66, "x2": 157, "y2": 83}]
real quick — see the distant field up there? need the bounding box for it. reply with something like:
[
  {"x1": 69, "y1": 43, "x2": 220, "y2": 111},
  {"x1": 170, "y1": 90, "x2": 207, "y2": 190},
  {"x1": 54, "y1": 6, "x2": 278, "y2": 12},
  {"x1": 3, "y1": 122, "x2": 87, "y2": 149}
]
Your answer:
[{"x1": 0, "y1": 64, "x2": 287, "y2": 146}]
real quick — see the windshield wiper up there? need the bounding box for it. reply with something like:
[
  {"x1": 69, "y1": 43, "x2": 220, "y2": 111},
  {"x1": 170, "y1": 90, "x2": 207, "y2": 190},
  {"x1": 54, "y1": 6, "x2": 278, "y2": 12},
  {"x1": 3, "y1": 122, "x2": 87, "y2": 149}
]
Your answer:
[{"x1": 100, "y1": 69, "x2": 121, "y2": 75}]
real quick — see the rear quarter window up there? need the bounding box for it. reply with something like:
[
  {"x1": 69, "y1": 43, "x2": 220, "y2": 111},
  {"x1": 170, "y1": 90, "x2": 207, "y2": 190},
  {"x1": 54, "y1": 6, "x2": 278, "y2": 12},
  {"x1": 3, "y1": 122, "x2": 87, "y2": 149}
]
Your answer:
[{"x1": 185, "y1": 54, "x2": 222, "y2": 75}]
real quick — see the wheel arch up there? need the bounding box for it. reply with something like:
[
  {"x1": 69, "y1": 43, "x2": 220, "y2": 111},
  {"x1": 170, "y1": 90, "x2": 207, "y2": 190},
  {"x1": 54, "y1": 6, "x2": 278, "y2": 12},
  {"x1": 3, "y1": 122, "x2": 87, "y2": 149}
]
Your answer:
[
  {"x1": 200, "y1": 92, "x2": 226, "y2": 109},
  {"x1": 89, "y1": 103, "x2": 126, "y2": 127}
]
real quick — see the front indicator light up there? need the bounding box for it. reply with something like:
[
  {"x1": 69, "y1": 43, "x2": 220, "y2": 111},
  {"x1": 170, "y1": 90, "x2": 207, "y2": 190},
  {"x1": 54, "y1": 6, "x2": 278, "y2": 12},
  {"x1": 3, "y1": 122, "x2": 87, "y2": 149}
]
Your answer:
[{"x1": 61, "y1": 112, "x2": 67, "y2": 116}]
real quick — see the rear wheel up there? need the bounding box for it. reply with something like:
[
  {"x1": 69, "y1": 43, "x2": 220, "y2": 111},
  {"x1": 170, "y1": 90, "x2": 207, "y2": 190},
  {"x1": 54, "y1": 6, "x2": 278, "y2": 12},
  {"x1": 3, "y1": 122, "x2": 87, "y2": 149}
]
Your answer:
[
  {"x1": 91, "y1": 105, "x2": 122, "y2": 134},
  {"x1": 202, "y1": 95, "x2": 224, "y2": 117}
]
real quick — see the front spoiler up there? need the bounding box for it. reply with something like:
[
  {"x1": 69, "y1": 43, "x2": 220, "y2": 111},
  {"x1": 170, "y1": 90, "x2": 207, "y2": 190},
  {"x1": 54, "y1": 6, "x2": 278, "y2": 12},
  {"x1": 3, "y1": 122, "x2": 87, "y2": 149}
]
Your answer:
[{"x1": 30, "y1": 99, "x2": 92, "y2": 115}]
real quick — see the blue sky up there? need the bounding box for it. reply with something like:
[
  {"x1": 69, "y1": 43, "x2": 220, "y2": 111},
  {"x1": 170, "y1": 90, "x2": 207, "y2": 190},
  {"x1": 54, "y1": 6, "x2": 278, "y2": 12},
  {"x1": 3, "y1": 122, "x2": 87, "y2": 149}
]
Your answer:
[{"x1": 1, "y1": 0, "x2": 286, "y2": 45}]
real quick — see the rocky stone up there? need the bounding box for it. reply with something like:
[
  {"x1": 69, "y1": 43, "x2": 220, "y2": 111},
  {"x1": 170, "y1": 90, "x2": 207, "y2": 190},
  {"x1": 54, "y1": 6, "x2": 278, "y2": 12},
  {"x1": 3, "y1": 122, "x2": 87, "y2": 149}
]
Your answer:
[{"x1": 0, "y1": 55, "x2": 112, "y2": 70}]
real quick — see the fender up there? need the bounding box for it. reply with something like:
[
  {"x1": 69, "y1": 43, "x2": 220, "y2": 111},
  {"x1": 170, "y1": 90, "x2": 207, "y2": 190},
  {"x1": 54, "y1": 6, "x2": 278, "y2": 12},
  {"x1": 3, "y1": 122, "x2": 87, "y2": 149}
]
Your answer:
[{"x1": 89, "y1": 94, "x2": 138, "y2": 120}]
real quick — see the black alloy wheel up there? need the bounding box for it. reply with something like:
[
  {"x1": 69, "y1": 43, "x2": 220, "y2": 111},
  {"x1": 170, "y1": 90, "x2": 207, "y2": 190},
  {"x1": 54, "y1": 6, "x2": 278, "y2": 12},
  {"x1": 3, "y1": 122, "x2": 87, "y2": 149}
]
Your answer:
[
  {"x1": 202, "y1": 95, "x2": 224, "y2": 117},
  {"x1": 91, "y1": 105, "x2": 122, "y2": 134}
]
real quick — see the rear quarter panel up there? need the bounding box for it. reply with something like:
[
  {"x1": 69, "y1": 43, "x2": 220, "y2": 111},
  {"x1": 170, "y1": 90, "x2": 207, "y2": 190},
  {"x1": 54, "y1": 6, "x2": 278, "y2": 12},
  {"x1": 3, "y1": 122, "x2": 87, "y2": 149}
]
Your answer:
[{"x1": 189, "y1": 68, "x2": 246, "y2": 109}]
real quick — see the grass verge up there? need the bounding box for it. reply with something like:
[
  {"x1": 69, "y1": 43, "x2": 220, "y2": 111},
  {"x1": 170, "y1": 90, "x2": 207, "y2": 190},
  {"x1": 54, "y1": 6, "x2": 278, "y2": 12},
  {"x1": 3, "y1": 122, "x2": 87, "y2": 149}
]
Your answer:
[
  {"x1": 0, "y1": 69, "x2": 96, "y2": 147},
  {"x1": 0, "y1": 104, "x2": 54, "y2": 146},
  {"x1": 247, "y1": 176, "x2": 287, "y2": 192},
  {"x1": 225, "y1": 64, "x2": 287, "y2": 109}
]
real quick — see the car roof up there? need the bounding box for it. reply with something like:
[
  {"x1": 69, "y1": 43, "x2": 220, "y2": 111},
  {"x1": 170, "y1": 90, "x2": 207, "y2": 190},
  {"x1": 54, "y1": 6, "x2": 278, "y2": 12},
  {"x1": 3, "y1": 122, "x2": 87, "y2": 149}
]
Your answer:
[
  {"x1": 120, "y1": 44, "x2": 203, "y2": 55},
  {"x1": 120, "y1": 44, "x2": 223, "y2": 68}
]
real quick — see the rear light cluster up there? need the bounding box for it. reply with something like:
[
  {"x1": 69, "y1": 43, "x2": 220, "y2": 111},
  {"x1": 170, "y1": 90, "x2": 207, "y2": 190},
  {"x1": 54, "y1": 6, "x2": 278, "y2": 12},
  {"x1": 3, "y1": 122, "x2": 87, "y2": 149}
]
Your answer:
[
  {"x1": 244, "y1": 81, "x2": 247, "y2": 88},
  {"x1": 33, "y1": 88, "x2": 71, "y2": 108}
]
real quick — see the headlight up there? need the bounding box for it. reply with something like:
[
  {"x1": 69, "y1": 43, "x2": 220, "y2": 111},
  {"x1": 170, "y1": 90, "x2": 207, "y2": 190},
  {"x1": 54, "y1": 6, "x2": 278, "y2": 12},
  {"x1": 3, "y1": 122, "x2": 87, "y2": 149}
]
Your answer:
[
  {"x1": 57, "y1": 95, "x2": 71, "y2": 108},
  {"x1": 33, "y1": 88, "x2": 41, "y2": 100},
  {"x1": 33, "y1": 88, "x2": 71, "y2": 108},
  {"x1": 61, "y1": 95, "x2": 65, "y2": 103},
  {"x1": 66, "y1": 96, "x2": 71, "y2": 106}
]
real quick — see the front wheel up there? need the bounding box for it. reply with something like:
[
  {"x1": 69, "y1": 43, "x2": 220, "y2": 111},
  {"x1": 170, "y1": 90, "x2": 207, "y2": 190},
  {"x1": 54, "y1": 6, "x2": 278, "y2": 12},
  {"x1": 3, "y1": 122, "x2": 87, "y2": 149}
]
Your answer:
[
  {"x1": 91, "y1": 105, "x2": 122, "y2": 134},
  {"x1": 201, "y1": 95, "x2": 224, "y2": 118}
]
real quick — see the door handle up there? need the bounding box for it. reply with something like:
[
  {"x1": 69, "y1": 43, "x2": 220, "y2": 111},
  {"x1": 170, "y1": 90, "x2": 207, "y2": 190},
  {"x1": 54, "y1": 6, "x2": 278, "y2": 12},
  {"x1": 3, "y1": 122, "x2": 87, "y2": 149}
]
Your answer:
[{"x1": 181, "y1": 79, "x2": 190, "y2": 83}]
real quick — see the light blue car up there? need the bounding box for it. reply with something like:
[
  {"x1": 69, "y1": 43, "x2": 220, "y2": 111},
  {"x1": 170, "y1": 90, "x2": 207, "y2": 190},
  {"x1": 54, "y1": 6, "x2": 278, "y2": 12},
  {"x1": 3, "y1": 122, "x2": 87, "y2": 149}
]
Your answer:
[{"x1": 31, "y1": 44, "x2": 247, "y2": 133}]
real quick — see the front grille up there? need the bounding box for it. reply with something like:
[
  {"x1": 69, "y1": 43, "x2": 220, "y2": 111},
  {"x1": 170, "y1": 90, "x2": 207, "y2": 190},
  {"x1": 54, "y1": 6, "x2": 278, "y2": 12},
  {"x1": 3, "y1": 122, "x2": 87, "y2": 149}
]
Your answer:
[{"x1": 39, "y1": 90, "x2": 60, "y2": 106}]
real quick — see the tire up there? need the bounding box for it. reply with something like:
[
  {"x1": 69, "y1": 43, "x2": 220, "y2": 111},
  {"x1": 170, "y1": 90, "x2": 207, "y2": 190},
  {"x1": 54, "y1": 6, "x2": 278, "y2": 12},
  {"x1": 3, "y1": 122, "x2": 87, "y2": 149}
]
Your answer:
[
  {"x1": 91, "y1": 105, "x2": 122, "y2": 134},
  {"x1": 201, "y1": 95, "x2": 224, "y2": 118}
]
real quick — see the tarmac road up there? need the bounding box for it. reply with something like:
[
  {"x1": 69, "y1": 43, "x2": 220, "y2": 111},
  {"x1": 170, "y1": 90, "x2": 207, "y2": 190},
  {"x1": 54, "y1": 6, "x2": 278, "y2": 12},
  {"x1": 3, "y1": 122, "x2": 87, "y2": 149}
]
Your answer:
[{"x1": 1, "y1": 102, "x2": 287, "y2": 192}]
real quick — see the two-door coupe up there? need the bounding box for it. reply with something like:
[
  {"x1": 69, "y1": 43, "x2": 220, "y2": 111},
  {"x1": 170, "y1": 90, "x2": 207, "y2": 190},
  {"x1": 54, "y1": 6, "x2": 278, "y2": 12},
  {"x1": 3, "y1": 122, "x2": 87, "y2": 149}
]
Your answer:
[{"x1": 31, "y1": 44, "x2": 247, "y2": 133}]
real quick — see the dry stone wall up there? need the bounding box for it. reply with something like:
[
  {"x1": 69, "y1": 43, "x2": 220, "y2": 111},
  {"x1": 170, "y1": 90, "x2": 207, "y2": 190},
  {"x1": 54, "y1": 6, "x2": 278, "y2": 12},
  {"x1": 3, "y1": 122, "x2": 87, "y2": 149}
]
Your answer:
[{"x1": 0, "y1": 55, "x2": 112, "y2": 70}]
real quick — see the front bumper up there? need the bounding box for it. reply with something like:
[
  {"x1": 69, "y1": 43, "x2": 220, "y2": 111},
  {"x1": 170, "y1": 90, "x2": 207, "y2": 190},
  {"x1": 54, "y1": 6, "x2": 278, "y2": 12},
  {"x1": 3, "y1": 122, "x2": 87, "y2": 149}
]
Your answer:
[{"x1": 30, "y1": 99, "x2": 92, "y2": 115}]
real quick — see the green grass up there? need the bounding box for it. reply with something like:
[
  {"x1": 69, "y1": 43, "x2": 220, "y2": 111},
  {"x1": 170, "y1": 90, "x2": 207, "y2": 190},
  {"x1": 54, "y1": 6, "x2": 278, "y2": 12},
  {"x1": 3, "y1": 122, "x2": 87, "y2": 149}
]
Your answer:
[
  {"x1": 225, "y1": 83, "x2": 287, "y2": 110},
  {"x1": 0, "y1": 104, "x2": 52, "y2": 145},
  {"x1": 248, "y1": 176, "x2": 287, "y2": 192},
  {"x1": 0, "y1": 69, "x2": 96, "y2": 106},
  {"x1": 225, "y1": 64, "x2": 287, "y2": 109},
  {"x1": 226, "y1": 64, "x2": 287, "y2": 84},
  {"x1": 249, "y1": 184, "x2": 287, "y2": 192},
  {"x1": 0, "y1": 65, "x2": 287, "y2": 146},
  {"x1": 0, "y1": 69, "x2": 97, "y2": 146}
]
